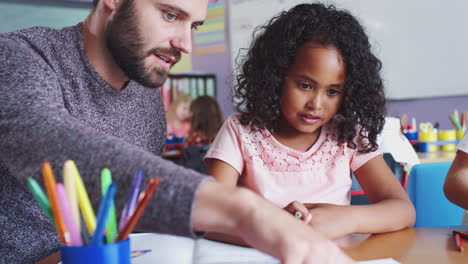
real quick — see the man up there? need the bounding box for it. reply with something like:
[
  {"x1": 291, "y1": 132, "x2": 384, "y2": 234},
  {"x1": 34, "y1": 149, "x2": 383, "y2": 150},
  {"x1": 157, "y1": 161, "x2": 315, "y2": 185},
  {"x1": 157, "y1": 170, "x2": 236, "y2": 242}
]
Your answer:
[{"x1": 0, "y1": 0, "x2": 354, "y2": 263}]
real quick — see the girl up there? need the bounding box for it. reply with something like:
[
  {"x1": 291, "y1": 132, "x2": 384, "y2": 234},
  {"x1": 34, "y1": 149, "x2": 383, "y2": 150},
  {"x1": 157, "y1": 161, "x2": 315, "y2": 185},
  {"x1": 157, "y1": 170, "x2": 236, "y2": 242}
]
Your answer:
[
  {"x1": 205, "y1": 3, "x2": 415, "y2": 245},
  {"x1": 166, "y1": 94, "x2": 192, "y2": 138},
  {"x1": 185, "y1": 95, "x2": 224, "y2": 146}
]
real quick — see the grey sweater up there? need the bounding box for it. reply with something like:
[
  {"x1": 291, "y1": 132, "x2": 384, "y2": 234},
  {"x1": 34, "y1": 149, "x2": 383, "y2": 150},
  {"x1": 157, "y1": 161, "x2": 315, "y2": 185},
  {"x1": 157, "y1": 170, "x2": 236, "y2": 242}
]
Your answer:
[{"x1": 0, "y1": 23, "x2": 208, "y2": 263}]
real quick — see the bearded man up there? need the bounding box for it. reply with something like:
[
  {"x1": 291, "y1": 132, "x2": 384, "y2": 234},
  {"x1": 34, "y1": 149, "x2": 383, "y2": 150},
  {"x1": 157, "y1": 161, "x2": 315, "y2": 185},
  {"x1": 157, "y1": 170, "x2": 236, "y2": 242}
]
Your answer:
[{"x1": 0, "y1": 1, "x2": 354, "y2": 263}]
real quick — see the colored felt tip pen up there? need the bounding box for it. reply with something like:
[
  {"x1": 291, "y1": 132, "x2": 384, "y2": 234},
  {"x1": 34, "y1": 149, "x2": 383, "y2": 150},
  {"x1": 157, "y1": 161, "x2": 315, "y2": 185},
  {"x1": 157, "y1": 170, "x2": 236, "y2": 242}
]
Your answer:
[
  {"x1": 26, "y1": 177, "x2": 53, "y2": 223},
  {"x1": 63, "y1": 160, "x2": 81, "y2": 234},
  {"x1": 117, "y1": 177, "x2": 160, "y2": 241},
  {"x1": 42, "y1": 162, "x2": 71, "y2": 245},
  {"x1": 56, "y1": 183, "x2": 83, "y2": 246},
  {"x1": 91, "y1": 183, "x2": 118, "y2": 245},
  {"x1": 101, "y1": 168, "x2": 118, "y2": 243},
  {"x1": 71, "y1": 161, "x2": 96, "y2": 234},
  {"x1": 119, "y1": 169, "x2": 143, "y2": 231}
]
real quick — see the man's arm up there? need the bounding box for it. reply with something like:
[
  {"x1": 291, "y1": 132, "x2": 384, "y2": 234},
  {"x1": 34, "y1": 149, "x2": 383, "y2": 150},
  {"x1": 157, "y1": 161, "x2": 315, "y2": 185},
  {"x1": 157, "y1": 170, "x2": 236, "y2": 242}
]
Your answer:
[
  {"x1": 444, "y1": 150, "x2": 468, "y2": 210},
  {"x1": 192, "y1": 181, "x2": 355, "y2": 264},
  {"x1": 0, "y1": 37, "x2": 206, "y2": 237}
]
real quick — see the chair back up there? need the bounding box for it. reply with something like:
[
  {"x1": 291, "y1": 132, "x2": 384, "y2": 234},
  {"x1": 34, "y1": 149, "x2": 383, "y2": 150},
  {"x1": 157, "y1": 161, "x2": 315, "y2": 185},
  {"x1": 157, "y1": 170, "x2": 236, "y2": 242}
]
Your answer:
[
  {"x1": 351, "y1": 153, "x2": 405, "y2": 205},
  {"x1": 407, "y1": 161, "x2": 464, "y2": 227},
  {"x1": 182, "y1": 145, "x2": 210, "y2": 173}
]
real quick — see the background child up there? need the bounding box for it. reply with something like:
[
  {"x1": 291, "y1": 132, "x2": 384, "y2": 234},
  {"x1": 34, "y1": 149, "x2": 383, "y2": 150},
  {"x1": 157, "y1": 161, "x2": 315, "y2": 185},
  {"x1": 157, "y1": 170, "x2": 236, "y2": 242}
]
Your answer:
[
  {"x1": 444, "y1": 132, "x2": 468, "y2": 224},
  {"x1": 205, "y1": 3, "x2": 415, "y2": 245},
  {"x1": 185, "y1": 95, "x2": 224, "y2": 146},
  {"x1": 166, "y1": 94, "x2": 192, "y2": 138}
]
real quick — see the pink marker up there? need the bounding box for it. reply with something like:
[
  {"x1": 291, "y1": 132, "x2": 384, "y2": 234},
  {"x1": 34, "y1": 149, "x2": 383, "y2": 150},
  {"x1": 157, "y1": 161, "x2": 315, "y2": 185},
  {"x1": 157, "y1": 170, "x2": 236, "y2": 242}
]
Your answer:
[{"x1": 56, "y1": 183, "x2": 83, "y2": 246}]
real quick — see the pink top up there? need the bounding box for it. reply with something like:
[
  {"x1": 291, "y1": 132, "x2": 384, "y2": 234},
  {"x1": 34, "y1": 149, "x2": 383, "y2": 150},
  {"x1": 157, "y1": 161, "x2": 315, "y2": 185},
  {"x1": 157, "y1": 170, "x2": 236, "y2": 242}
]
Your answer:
[
  {"x1": 205, "y1": 114, "x2": 381, "y2": 208},
  {"x1": 167, "y1": 120, "x2": 191, "y2": 138}
]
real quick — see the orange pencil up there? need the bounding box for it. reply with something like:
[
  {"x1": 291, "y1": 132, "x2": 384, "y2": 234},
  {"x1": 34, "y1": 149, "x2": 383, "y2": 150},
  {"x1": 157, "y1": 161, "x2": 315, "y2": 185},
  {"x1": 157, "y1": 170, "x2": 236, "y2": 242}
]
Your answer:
[
  {"x1": 117, "y1": 177, "x2": 160, "y2": 241},
  {"x1": 42, "y1": 162, "x2": 71, "y2": 245},
  {"x1": 461, "y1": 111, "x2": 467, "y2": 129}
]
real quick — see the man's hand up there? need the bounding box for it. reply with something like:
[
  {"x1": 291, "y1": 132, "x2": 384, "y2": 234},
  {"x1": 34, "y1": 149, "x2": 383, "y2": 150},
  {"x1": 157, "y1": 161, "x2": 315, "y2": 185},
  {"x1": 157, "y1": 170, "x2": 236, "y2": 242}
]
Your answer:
[{"x1": 192, "y1": 181, "x2": 355, "y2": 264}]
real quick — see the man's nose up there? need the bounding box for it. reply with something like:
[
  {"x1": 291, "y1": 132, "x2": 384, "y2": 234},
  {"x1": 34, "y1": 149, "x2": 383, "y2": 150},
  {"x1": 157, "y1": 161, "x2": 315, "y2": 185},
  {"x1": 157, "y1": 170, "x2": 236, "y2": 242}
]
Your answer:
[{"x1": 170, "y1": 25, "x2": 192, "y2": 54}]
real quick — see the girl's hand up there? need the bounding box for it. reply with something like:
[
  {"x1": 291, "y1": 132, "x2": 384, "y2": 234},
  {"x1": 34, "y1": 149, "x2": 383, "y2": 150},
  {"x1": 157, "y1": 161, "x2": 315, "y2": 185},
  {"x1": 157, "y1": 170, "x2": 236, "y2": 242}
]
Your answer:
[
  {"x1": 284, "y1": 201, "x2": 313, "y2": 224},
  {"x1": 304, "y1": 203, "x2": 355, "y2": 239}
]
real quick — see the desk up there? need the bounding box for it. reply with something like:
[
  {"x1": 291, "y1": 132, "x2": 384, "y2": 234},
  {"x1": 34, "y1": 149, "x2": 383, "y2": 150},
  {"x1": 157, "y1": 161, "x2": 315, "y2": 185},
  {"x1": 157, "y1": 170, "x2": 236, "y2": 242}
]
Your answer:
[
  {"x1": 39, "y1": 226, "x2": 467, "y2": 264},
  {"x1": 417, "y1": 151, "x2": 456, "y2": 163},
  {"x1": 341, "y1": 226, "x2": 468, "y2": 263},
  {"x1": 161, "y1": 149, "x2": 182, "y2": 159}
]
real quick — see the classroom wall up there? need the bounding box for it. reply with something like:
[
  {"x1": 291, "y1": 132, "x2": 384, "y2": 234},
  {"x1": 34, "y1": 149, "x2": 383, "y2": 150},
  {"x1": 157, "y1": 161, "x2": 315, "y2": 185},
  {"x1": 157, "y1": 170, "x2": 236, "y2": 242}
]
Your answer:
[
  {"x1": 1, "y1": 0, "x2": 465, "y2": 128},
  {"x1": 201, "y1": 1, "x2": 468, "y2": 129},
  {"x1": 0, "y1": 1, "x2": 90, "y2": 32}
]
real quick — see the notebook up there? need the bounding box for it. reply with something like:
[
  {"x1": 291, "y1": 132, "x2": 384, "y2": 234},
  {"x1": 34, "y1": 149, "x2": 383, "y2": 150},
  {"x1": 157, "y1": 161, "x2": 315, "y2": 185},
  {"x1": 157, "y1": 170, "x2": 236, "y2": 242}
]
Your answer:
[{"x1": 130, "y1": 233, "x2": 400, "y2": 264}]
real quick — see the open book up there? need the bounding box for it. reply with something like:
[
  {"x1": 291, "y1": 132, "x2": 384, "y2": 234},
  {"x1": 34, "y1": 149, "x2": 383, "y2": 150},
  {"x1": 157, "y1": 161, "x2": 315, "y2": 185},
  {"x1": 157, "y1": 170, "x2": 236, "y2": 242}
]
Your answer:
[{"x1": 130, "y1": 233, "x2": 399, "y2": 264}]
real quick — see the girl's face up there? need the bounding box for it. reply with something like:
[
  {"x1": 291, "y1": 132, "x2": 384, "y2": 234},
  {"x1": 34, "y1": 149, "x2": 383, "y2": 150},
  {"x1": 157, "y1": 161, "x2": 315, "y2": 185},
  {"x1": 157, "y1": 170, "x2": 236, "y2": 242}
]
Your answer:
[
  {"x1": 176, "y1": 102, "x2": 191, "y2": 121},
  {"x1": 278, "y1": 43, "x2": 345, "y2": 142}
]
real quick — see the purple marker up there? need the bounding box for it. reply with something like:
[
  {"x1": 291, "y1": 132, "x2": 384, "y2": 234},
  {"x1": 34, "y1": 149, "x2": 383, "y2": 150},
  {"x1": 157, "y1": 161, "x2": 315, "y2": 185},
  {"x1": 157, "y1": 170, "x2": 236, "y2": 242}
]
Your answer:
[{"x1": 119, "y1": 169, "x2": 143, "y2": 231}]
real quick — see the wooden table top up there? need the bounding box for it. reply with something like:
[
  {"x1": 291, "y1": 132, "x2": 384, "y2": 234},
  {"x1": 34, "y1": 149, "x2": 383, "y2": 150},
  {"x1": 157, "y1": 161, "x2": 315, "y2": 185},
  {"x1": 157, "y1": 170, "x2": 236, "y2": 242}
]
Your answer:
[
  {"x1": 39, "y1": 226, "x2": 468, "y2": 264},
  {"x1": 340, "y1": 225, "x2": 468, "y2": 263},
  {"x1": 417, "y1": 151, "x2": 456, "y2": 163}
]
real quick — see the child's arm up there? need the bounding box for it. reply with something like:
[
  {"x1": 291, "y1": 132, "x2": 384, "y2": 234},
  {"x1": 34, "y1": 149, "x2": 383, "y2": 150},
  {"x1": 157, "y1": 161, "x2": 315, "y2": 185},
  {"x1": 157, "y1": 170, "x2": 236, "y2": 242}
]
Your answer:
[
  {"x1": 289, "y1": 155, "x2": 415, "y2": 239},
  {"x1": 444, "y1": 150, "x2": 468, "y2": 210},
  {"x1": 349, "y1": 155, "x2": 415, "y2": 232},
  {"x1": 204, "y1": 158, "x2": 250, "y2": 246}
]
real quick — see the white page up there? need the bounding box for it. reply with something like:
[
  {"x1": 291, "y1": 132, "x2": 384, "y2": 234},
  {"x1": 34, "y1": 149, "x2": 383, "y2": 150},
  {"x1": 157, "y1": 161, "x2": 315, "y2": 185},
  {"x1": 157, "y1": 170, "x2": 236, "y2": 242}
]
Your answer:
[
  {"x1": 129, "y1": 233, "x2": 400, "y2": 264},
  {"x1": 358, "y1": 259, "x2": 400, "y2": 264},
  {"x1": 193, "y1": 238, "x2": 279, "y2": 264},
  {"x1": 130, "y1": 233, "x2": 195, "y2": 264}
]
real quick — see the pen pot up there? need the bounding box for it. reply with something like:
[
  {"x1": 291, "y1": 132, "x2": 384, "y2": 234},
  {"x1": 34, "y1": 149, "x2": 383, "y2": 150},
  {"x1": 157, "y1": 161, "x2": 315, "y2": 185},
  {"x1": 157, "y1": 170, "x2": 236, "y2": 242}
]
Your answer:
[
  {"x1": 418, "y1": 131, "x2": 438, "y2": 152},
  {"x1": 438, "y1": 130, "x2": 456, "y2": 151},
  {"x1": 60, "y1": 239, "x2": 130, "y2": 264},
  {"x1": 457, "y1": 129, "x2": 466, "y2": 140},
  {"x1": 403, "y1": 131, "x2": 418, "y2": 144}
]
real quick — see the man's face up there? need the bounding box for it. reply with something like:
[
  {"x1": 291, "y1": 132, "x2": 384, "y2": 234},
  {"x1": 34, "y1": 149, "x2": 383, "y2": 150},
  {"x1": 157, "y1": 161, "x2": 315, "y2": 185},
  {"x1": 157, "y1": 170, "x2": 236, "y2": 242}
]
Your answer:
[{"x1": 105, "y1": 0, "x2": 207, "y2": 88}]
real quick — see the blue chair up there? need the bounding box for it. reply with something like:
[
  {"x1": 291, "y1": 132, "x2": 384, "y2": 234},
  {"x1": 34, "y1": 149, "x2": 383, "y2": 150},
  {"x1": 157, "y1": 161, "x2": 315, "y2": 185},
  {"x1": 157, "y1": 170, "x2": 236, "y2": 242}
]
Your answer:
[
  {"x1": 407, "y1": 161, "x2": 464, "y2": 227},
  {"x1": 351, "y1": 153, "x2": 405, "y2": 205},
  {"x1": 182, "y1": 145, "x2": 210, "y2": 173}
]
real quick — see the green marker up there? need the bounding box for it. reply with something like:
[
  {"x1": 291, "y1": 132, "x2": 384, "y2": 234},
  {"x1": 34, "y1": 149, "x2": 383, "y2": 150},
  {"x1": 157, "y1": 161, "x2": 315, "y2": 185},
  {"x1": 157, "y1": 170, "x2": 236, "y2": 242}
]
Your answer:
[
  {"x1": 26, "y1": 177, "x2": 54, "y2": 223},
  {"x1": 101, "y1": 168, "x2": 118, "y2": 243}
]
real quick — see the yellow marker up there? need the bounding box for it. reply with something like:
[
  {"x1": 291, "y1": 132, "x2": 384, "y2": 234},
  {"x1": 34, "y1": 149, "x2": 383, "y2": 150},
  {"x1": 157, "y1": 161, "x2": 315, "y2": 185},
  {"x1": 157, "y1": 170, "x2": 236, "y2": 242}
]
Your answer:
[
  {"x1": 71, "y1": 161, "x2": 96, "y2": 233},
  {"x1": 64, "y1": 160, "x2": 81, "y2": 233}
]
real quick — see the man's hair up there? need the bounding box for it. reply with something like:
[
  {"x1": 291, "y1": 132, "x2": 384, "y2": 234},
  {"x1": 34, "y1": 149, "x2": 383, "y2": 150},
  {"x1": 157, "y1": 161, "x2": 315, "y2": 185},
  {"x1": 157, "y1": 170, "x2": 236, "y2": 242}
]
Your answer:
[{"x1": 93, "y1": 0, "x2": 99, "y2": 7}]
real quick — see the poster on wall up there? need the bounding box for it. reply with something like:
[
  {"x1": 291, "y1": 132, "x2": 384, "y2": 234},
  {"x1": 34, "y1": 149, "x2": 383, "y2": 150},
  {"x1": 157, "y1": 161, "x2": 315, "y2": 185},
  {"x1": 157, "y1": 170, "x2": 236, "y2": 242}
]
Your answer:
[{"x1": 193, "y1": 0, "x2": 227, "y2": 55}]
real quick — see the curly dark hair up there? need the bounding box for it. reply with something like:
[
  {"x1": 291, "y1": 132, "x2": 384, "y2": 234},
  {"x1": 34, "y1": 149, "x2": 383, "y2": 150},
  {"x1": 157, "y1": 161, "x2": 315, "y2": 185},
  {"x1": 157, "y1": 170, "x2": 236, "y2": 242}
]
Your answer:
[{"x1": 233, "y1": 3, "x2": 386, "y2": 152}]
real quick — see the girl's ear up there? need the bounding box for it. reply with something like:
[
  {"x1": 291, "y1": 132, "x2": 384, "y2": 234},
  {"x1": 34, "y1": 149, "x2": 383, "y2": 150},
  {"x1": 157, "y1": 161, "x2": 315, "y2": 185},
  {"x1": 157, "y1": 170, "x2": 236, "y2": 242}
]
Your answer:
[{"x1": 102, "y1": 0, "x2": 122, "y2": 11}]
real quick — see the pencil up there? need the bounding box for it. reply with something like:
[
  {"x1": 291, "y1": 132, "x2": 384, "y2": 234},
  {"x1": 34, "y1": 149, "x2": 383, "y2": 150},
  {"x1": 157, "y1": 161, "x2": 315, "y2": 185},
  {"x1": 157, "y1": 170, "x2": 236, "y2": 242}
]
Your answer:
[
  {"x1": 461, "y1": 111, "x2": 466, "y2": 129},
  {"x1": 117, "y1": 177, "x2": 160, "y2": 241},
  {"x1": 42, "y1": 162, "x2": 71, "y2": 245},
  {"x1": 454, "y1": 233, "x2": 464, "y2": 252}
]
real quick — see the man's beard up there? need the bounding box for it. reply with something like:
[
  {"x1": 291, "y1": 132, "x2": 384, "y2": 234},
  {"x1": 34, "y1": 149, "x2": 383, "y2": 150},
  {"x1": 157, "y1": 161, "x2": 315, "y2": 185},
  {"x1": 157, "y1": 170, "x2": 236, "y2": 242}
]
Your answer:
[{"x1": 104, "y1": 0, "x2": 180, "y2": 88}]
